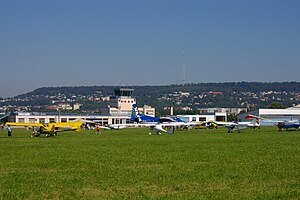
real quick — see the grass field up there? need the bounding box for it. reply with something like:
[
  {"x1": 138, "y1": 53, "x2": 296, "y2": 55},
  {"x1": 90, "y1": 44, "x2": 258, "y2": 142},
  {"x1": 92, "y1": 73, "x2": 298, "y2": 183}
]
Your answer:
[{"x1": 0, "y1": 126, "x2": 299, "y2": 200}]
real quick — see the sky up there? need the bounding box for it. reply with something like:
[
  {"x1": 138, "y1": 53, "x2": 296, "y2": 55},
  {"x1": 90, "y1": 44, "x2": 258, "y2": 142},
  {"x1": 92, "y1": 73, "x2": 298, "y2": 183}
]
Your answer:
[{"x1": 1, "y1": 0, "x2": 300, "y2": 97}]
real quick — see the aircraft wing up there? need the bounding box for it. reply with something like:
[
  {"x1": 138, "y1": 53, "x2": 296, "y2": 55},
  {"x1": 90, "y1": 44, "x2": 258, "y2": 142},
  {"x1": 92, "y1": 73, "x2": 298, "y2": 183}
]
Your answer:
[
  {"x1": 102, "y1": 123, "x2": 157, "y2": 130},
  {"x1": 99, "y1": 126, "x2": 113, "y2": 130},
  {"x1": 105, "y1": 123, "x2": 142, "y2": 130},
  {"x1": 213, "y1": 121, "x2": 236, "y2": 126},
  {"x1": 50, "y1": 122, "x2": 83, "y2": 127},
  {"x1": 50, "y1": 122, "x2": 83, "y2": 132},
  {"x1": 149, "y1": 124, "x2": 175, "y2": 134},
  {"x1": 70, "y1": 119, "x2": 101, "y2": 124},
  {"x1": 245, "y1": 114, "x2": 280, "y2": 123},
  {"x1": 6, "y1": 122, "x2": 44, "y2": 127}
]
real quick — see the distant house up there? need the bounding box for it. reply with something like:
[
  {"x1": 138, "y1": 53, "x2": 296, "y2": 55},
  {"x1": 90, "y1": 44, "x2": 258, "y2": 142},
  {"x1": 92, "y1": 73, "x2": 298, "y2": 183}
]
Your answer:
[
  {"x1": 73, "y1": 103, "x2": 82, "y2": 110},
  {"x1": 46, "y1": 103, "x2": 73, "y2": 110}
]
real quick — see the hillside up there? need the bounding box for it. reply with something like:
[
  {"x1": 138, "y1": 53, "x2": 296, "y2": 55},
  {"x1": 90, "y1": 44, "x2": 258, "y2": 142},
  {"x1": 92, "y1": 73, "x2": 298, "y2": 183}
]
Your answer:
[{"x1": 1, "y1": 82, "x2": 300, "y2": 114}]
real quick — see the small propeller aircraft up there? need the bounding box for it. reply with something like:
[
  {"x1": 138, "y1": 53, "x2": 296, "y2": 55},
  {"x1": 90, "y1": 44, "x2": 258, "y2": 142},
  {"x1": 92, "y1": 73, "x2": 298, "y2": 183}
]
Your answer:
[
  {"x1": 214, "y1": 117, "x2": 259, "y2": 133},
  {"x1": 6, "y1": 121, "x2": 83, "y2": 137},
  {"x1": 130, "y1": 104, "x2": 198, "y2": 134},
  {"x1": 131, "y1": 104, "x2": 199, "y2": 134},
  {"x1": 148, "y1": 124, "x2": 175, "y2": 135},
  {"x1": 223, "y1": 122, "x2": 249, "y2": 133},
  {"x1": 131, "y1": 104, "x2": 184, "y2": 123},
  {"x1": 245, "y1": 114, "x2": 300, "y2": 131},
  {"x1": 106, "y1": 124, "x2": 130, "y2": 130}
]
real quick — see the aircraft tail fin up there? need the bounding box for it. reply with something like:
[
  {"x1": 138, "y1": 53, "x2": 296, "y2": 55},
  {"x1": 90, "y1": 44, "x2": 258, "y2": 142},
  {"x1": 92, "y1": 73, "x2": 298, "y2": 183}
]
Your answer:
[
  {"x1": 251, "y1": 118, "x2": 258, "y2": 126},
  {"x1": 131, "y1": 104, "x2": 140, "y2": 123}
]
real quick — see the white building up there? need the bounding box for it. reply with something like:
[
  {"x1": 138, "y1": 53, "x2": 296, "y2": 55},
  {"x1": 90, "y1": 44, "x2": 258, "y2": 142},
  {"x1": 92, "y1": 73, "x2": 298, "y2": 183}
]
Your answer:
[
  {"x1": 198, "y1": 107, "x2": 248, "y2": 115},
  {"x1": 7, "y1": 112, "x2": 130, "y2": 126},
  {"x1": 177, "y1": 112, "x2": 227, "y2": 123}
]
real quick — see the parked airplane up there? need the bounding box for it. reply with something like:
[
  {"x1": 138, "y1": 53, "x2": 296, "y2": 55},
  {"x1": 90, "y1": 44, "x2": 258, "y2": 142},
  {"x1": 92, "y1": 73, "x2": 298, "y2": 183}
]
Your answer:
[
  {"x1": 71, "y1": 119, "x2": 112, "y2": 130},
  {"x1": 215, "y1": 118, "x2": 259, "y2": 133},
  {"x1": 223, "y1": 122, "x2": 249, "y2": 133},
  {"x1": 130, "y1": 104, "x2": 196, "y2": 134},
  {"x1": 6, "y1": 121, "x2": 83, "y2": 137},
  {"x1": 106, "y1": 124, "x2": 131, "y2": 130},
  {"x1": 148, "y1": 124, "x2": 175, "y2": 135},
  {"x1": 131, "y1": 104, "x2": 184, "y2": 123},
  {"x1": 245, "y1": 114, "x2": 300, "y2": 131}
]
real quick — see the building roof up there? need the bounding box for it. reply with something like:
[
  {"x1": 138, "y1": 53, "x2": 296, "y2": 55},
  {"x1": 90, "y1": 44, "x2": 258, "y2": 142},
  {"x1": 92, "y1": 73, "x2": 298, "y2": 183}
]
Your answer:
[{"x1": 258, "y1": 108, "x2": 300, "y2": 115}]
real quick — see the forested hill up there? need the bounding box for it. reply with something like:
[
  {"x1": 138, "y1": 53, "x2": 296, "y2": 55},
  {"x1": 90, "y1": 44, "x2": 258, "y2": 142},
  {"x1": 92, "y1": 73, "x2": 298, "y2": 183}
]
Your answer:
[
  {"x1": 18, "y1": 82, "x2": 300, "y2": 97},
  {"x1": 2, "y1": 82, "x2": 300, "y2": 113}
]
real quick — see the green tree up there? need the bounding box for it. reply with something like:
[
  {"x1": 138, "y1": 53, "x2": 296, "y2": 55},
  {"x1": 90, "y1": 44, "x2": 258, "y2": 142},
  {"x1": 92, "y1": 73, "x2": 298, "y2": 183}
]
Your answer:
[
  {"x1": 227, "y1": 114, "x2": 237, "y2": 122},
  {"x1": 269, "y1": 102, "x2": 286, "y2": 109}
]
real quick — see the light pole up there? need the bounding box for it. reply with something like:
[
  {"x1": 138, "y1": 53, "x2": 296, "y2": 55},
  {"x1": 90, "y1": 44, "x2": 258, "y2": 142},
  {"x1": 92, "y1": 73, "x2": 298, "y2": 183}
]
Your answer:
[{"x1": 57, "y1": 109, "x2": 60, "y2": 123}]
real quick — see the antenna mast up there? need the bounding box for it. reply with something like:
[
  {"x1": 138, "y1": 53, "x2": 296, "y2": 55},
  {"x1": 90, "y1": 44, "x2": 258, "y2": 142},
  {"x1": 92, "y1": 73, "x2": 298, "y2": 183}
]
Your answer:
[{"x1": 181, "y1": 52, "x2": 186, "y2": 85}]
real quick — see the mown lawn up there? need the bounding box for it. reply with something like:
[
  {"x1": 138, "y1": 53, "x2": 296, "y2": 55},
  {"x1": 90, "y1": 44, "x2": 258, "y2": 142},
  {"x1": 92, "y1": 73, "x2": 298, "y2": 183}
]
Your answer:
[{"x1": 0, "y1": 126, "x2": 299, "y2": 199}]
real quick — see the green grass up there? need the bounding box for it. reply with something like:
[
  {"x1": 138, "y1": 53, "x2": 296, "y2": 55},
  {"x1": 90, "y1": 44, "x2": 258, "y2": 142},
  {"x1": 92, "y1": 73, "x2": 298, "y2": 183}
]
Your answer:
[{"x1": 0, "y1": 127, "x2": 299, "y2": 199}]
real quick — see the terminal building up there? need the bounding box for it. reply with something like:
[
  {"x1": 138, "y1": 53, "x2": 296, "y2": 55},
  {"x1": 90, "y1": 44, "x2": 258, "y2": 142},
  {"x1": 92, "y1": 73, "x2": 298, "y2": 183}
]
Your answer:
[{"x1": 4, "y1": 88, "x2": 156, "y2": 126}]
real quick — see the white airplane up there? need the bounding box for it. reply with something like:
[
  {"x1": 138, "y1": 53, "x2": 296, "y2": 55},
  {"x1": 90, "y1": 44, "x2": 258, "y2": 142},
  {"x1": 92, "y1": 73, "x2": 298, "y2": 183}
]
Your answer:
[
  {"x1": 215, "y1": 118, "x2": 259, "y2": 133},
  {"x1": 102, "y1": 122, "x2": 177, "y2": 135},
  {"x1": 131, "y1": 104, "x2": 201, "y2": 134},
  {"x1": 223, "y1": 122, "x2": 249, "y2": 133},
  {"x1": 106, "y1": 124, "x2": 133, "y2": 130},
  {"x1": 148, "y1": 124, "x2": 175, "y2": 135},
  {"x1": 70, "y1": 119, "x2": 112, "y2": 130},
  {"x1": 245, "y1": 114, "x2": 300, "y2": 131}
]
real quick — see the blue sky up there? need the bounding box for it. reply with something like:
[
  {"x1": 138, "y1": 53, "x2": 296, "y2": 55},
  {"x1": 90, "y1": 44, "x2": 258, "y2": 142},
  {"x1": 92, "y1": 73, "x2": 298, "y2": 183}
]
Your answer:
[{"x1": 0, "y1": 0, "x2": 299, "y2": 97}]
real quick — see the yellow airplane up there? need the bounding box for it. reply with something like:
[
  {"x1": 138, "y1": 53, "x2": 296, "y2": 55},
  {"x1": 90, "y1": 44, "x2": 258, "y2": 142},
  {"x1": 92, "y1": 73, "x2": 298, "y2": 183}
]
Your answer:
[
  {"x1": 6, "y1": 121, "x2": 83, "y2": 137},
  {"x1": 195, "y1": 121, "x2": 218, "y2": 129}
]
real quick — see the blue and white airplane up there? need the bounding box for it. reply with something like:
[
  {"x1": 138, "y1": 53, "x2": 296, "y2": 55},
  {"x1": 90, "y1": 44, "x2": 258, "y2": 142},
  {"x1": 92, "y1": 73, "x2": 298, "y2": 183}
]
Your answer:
[
  {"x1": 130, "y1": 104, "x2": 184, "y2": 124},
  {"x1": 130, "y1": 104, "x2": 187, "y2": 134},
  {"x1": 105, "y1": 104, "x2": 197, "y2": 134}
]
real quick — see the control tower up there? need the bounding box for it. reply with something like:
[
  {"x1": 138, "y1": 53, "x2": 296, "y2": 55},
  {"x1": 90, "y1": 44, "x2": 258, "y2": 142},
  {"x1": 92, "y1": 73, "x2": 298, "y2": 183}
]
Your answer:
[
  {"x1": 101, "y1": 88, "x2": 136, "y2": 116},
  {"x1": 114, "y1": 88, "x2": 134, "y2": 97},
  {"x1": 101, "y1": 87, "x2": 155, "y2": 119},
  {"x1": 111, "y1": 88, "x2": 136, "y2": 111}
]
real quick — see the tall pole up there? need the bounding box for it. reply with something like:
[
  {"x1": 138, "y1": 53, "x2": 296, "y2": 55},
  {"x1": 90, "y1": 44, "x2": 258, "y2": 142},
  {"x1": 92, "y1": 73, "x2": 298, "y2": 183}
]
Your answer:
[
  {"x1": 181, "y1": 52, "x2": 186, "y2": 85},
  {"x1": 57, "y1": 109, "x2": 60, "y2": 123}
]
